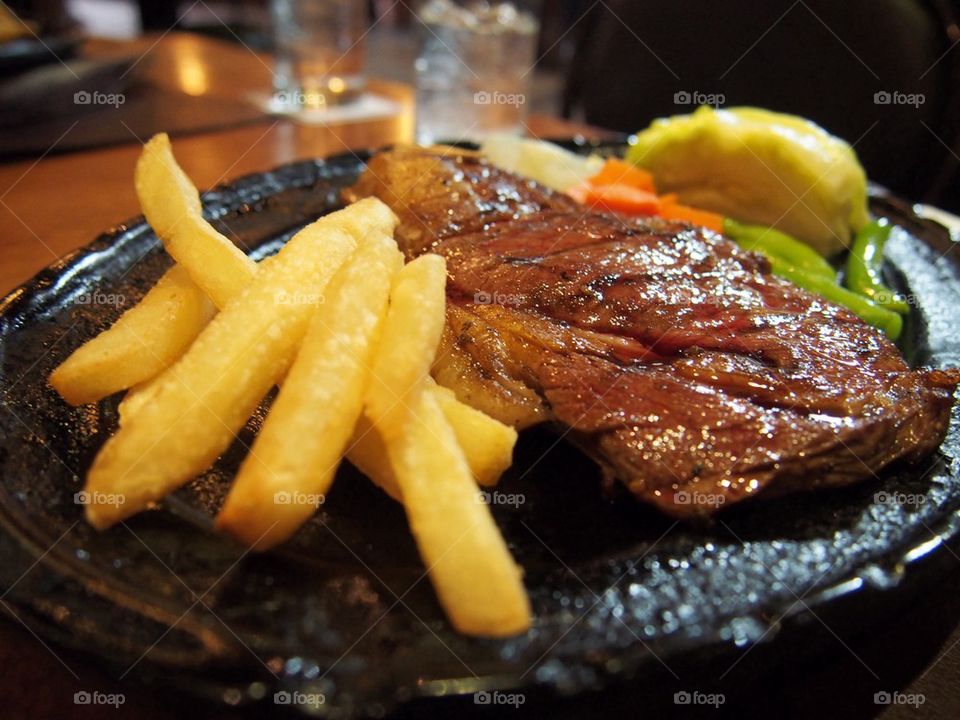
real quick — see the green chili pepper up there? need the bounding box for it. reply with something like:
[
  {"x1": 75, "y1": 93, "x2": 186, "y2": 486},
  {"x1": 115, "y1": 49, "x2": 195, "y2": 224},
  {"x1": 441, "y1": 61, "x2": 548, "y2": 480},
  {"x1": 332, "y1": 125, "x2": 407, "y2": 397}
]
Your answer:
[
  {"x1": 767, "y1": 256, "x2": 902, "y2": 339},
  {"x1": 845, "y1": 219, "x2": 910, "y2": 314},
  {"x1": 724, "y1": 218, "x2": 836, "y2": 281}
]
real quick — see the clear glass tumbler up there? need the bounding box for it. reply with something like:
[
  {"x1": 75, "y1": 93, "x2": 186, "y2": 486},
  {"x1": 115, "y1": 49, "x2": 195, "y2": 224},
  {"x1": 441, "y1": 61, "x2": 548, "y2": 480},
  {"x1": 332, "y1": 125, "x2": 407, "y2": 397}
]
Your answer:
[
  {"x1": 414, "y1": 0, "x2": 539, "y2": 145},
  {"x1": 270, "y1": 0, "x2": 367, "y2": 110}
]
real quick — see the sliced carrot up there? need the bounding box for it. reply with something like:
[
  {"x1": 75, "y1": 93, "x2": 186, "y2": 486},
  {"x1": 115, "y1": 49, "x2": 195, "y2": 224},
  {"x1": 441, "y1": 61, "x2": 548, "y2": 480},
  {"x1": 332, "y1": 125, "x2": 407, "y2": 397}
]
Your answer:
[
  {"x1": 588, "y1": 158, "x2": 656, "y2": 193},
  {"x1": 580, "y1": 183, "x2": 661, "y2": 216},
  {"x1": 658, "y1": 200, "x2": 725, "y2": 233},
  {"x1": 569, "y1": 163, "x2": 723, "y2": 231}
]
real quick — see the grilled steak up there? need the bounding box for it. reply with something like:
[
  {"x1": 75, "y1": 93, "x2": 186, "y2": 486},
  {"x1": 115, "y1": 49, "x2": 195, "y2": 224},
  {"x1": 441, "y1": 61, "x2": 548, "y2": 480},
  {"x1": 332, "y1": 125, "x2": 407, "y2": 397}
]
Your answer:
[{"x1": 346, "y1": 147, "x2": 960, "y2": 518}]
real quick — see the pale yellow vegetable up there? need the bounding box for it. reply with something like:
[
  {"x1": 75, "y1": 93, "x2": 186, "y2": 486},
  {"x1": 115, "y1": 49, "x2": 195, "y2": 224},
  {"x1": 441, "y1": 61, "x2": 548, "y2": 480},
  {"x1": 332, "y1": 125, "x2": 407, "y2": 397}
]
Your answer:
[
  {"x1": 628, "y1": 106, "x2": 870, "y2": 256},
  {"x1": 135, "y1": 133, "x2": 256, "y2": 308},
  {"x1": 49, "y1": 266, "x2": 215, "y2": 405},
  {"x1": 480, "y1": 134, "x2": 603, "y2": 192},
  {"x1": 83, "y1": 207, "x2": 369, "y2": 529},
  {"x1": 216, "y1": 233, "x2": 403, "y2": 549}
]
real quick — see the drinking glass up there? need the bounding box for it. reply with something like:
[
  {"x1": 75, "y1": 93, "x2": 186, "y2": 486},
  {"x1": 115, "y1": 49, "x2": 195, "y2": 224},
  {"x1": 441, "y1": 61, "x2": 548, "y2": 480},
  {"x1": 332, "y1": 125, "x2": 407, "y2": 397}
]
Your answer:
[
  {"x1": 270, "y1": 0, "x2": 367, "y2": 110},
  {"x1": 414, "y1": 0, "x2": 539, "y2": 144}
]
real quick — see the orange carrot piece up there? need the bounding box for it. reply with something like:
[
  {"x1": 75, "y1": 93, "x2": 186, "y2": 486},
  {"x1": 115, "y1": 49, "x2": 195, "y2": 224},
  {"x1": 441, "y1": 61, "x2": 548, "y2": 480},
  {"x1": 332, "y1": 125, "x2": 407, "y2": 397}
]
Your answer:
[
  {"x1": 588, "y1": 158, "x2": 657, "y2": 193},
  {"x1": 658, "y1": 201, "x2": 725, "y2": 233},
  {"x1": 581, "y1": 183, "x2": 661, "y2": 216}
]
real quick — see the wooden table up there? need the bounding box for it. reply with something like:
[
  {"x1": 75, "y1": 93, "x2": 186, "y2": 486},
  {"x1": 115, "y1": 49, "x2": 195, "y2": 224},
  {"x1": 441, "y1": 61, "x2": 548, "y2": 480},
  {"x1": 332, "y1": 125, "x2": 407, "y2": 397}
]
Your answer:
[
  {"x1": 0, "y1": 33, "x2": 588, "y2": 295},
  {"x1": 2, "y1": 32, "x2": 959, "y2": 720}
]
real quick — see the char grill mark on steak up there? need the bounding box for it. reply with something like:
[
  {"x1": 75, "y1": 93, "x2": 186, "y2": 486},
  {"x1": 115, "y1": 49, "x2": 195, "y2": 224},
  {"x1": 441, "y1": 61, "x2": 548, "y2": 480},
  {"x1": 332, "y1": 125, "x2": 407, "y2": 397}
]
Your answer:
[{"x1": 346, "y1": 147, "x2": 960, "y2": 518}]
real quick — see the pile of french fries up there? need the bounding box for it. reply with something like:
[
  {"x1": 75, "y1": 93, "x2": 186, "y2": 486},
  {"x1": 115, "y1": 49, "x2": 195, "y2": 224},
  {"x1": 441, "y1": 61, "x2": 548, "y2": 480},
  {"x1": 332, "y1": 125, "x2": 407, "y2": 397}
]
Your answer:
[{"x1": 49, "y1": 134, "x2": 530, "y2": 637}]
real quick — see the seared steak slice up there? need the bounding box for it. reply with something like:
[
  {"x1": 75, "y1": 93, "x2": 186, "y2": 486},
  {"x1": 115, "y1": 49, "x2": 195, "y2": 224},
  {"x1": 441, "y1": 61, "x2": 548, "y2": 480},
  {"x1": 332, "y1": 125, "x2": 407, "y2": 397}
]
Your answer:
[{"x1": 346, "y1": 147, "x2": 960, "y2": 518}]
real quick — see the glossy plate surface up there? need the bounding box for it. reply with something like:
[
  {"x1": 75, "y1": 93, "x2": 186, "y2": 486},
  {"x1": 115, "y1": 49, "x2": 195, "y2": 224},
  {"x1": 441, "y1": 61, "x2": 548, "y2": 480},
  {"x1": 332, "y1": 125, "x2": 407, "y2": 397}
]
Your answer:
[{"x1": 0, "y1": 145, "x2": 957, "y2": 716}]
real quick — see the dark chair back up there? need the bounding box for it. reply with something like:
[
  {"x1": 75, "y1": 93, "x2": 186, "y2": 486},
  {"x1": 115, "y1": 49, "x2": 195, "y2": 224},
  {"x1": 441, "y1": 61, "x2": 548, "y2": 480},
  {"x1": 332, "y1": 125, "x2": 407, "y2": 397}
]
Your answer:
[{"x1": 564, "y1": 0, "x2": 960, "y2": 208}]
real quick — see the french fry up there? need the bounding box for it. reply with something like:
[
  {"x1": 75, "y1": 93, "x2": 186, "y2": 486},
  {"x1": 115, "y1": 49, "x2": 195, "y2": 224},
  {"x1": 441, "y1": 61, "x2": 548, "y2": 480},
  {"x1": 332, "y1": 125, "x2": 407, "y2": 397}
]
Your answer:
[
  {"x1": 82, "y1": 203, "x2": 398, "y2": 529},
  {"x1": 392, "y1": 390, "x2": 530, "y2": 636},
  {"x1": 49, "y1": 134, "x2": 249, "y2": 406},
  {"x1": 116, "y1": 239, "x2": 509, "y2": 497},
  {"x1": 430, "y1": 382, "x2": 517, "y2": 487},
  {"x1": 116, "y1": 187, "x2": 396, "y2": 424},
  {"x1": 364, "y1": 254, "x2": 530, "y2": 636},
  {"x1": 139, "y1": 132, "x2": 398, "y2": 308},
  {"x1": 364, "y1": 255, "x2": 448, "y2": 436},
  {"x1": 347, "y1": 379, "x2": 516, "y2": 500},
  {"x1": 115, "y1": 255, "x2": 278, "y2": 425},
  {"x1": 136, "y1": 134, "x2": 255, "y2": 308},
  {"x1": 216, "y1": 233, "x2": 403, "y2": 549},
  {"x1": 49, "y1": 265, "x2": 215, "y2": 405},
  {"x1": 346, "y1": 414, "x2": 400, "y2": 499}
]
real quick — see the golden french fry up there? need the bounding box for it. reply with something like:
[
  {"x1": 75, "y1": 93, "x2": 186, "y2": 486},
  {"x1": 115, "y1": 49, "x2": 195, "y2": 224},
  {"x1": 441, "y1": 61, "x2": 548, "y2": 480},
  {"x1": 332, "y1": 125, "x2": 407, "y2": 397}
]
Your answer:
[
  {"x1": 138, "y1": 134, "x2": 395, "y2": 309},
  {"x1": 115, "y1": 255, "x2": 280, "y2": 424},
  {"x1": 346, "y1": 414, "x2": 401, "y2": 500},
  {"x1": 117, "y1": 197, "x2": 393, "y2": 424},
  {"x1": 344, "y1": 255, "x2": 446, "y2": 499},
  {"x1": 430, "y1": 382, "x2": 517, "y2": 487},
  {"x1": 364, "y1": 254, "x2": 530, "y2": 636},
  {"x1": 347, "y1": 380, "x2": 517, "y2": 499},
  {"x1": 364, "y1": 254, "x2": 448, "y2": 436},
  {"x1": 135, "y1": 133, "x2": 256, "y2": 308},
  {"x1": 51, "y1": 134, "x2": 254, "y2": 406},
  {"x1": 49, "y1": 266, "x2": 215, "y2": 405},
  {"x1": 388, "y1": 387, "x2": 531, "y2": 637},
  {"x1": 82, "y1": 203, "x2": 398, "y2": 529},
  {"x1": 216, "y1": 233, "x2": 403, "y2": 549}
]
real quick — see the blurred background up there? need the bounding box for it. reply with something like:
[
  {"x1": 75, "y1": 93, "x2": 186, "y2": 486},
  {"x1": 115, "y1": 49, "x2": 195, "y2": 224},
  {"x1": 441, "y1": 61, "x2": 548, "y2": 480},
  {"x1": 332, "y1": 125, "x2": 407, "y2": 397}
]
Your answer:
[{"x1": 3, "y1": 0, "x2": 960, "y2": 208}]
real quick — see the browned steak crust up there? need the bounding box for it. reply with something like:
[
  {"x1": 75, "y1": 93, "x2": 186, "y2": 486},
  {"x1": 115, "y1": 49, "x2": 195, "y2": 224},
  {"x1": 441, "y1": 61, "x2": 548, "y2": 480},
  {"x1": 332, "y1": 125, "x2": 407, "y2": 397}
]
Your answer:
[{"x1": 346, "y1": 147, "x2": 960, "y2": 518}]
